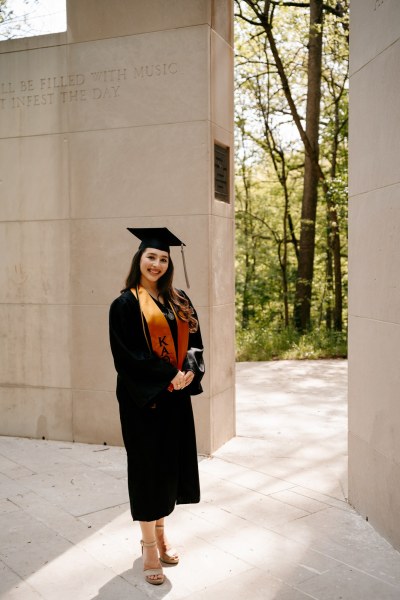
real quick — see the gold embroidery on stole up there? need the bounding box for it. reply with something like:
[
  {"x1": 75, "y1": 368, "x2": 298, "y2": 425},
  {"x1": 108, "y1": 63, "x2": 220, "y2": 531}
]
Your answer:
[{"x1": 131, "y1": 285, "x2": 189, "y2": 372}]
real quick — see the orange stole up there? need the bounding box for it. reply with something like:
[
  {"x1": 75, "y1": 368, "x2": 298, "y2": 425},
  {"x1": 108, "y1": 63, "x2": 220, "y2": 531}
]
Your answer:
[{"x1": 131, "y1": 286, "x2": 189, "y2": 388}]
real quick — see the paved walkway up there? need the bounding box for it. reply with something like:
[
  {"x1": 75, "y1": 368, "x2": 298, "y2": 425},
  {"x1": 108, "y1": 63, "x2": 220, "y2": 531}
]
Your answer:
[{"x1": 1, "y1": 360, "x2": 400, "y2": 599}]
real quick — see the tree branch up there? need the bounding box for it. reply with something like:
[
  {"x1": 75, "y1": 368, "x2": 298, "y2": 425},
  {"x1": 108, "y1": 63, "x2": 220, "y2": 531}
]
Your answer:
[
  {"x1": 270, "y1": 1, "x2": 346, "y2": 18},
  {"x1": 236, "y1": 0, "x2": 347, "y2": 21}
]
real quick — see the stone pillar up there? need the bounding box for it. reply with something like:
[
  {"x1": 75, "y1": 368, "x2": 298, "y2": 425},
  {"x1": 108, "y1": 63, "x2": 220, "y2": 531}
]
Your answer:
[
  {"x1": 349, "y1": 0, "x2": 400, "y2": 549},
  {"x1": 0, "y1": 0, "x2": 235, "y2": 454}
]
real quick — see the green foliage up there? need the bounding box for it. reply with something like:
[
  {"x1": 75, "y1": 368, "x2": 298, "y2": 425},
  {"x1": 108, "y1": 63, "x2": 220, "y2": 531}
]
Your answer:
[
  {"x1": 236, "y1": 323, "x2": 347, "y2": 362},
  {"x1": 235, "y1": 1, "x2": 349, "y2": 360}
]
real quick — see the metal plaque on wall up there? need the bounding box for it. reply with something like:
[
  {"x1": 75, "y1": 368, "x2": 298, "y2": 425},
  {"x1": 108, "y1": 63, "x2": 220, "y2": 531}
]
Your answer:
[{"x1": 214, "y1": 143, "x2": 229, "y2": 203}]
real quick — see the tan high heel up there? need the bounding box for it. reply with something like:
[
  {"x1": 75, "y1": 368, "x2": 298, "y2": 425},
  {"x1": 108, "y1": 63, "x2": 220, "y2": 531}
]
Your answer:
[
  {"x1": 140, "y1": 540, "x2": 164, "y2": 585},
  {"x1": 155, "y1": 524, "x2": 180, "y2": 565}
]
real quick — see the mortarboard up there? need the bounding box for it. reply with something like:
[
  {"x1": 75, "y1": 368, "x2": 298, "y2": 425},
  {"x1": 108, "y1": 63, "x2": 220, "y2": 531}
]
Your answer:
[
  {"x1": 127, "y1": 227, "x2": 190, "y2": 287},
  {"x1": 128, "y1": 227, "x2": 184, "y2": 252}
]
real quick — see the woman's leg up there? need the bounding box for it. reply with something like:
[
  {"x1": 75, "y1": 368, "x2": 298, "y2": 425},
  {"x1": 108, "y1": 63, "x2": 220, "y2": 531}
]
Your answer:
[
  {"x1": 139, "y1": 521, "x2": 164, "y2": 584},
  {"x1": 155, "y1": 517, "x2": 179, "y2": 563}
]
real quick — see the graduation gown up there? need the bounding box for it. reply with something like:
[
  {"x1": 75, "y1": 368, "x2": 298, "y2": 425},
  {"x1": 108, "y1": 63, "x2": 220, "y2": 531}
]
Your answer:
[{"x1": 109, "y1": 289, "x2": 204, "y2": 522}]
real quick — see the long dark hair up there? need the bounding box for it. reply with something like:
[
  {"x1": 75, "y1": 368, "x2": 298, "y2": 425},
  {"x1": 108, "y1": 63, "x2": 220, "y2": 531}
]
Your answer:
[{"x1": 122, "y1": 248, "x2": 198, "y2": 332}]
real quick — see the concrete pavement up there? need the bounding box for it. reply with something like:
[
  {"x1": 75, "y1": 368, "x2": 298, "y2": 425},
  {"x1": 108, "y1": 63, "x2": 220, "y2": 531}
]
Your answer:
[{"x1": 1, "y1": 360, "x2": 400, "y2": 599}]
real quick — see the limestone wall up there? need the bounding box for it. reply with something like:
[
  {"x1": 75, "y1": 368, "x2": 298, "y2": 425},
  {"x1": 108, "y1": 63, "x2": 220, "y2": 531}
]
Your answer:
[
  {"x1": 0, "y1": 0, "x2": 235, "y2": 454},
  {"x1": 349, "y1": 0, "x2": 400, "y2": 549}
]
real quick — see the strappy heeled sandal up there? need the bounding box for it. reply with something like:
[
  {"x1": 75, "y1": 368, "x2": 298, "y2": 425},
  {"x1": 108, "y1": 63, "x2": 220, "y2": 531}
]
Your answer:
[
  {"x1": 140, "y1": 540, "x2": 164, "y2": 585},
  {"x1": 155, "y1": 524, "x2": 180, "y2": 565}
]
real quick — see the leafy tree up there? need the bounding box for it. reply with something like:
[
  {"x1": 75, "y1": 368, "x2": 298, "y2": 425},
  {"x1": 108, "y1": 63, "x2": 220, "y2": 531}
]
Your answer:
[
  {"x1": 235, "y1": 0, "x2": 348, "y2": 354},
  {"x1": 0, "y1": 0, "x2": 11, "y2": 25},
  {"x1": 0, "y1": 0, "x2": 40, "y2": 40}
]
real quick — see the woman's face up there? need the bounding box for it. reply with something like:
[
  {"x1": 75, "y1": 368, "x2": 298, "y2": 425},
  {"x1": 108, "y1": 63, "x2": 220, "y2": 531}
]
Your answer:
[{"x1": 139, "y1": 247, "x2": 169, "y2": 287}]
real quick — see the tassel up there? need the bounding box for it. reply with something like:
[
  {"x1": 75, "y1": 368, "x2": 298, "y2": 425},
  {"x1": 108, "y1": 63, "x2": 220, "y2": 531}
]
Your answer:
[{"x1": 181, "y1": 244, "x2": 190, "y2": 288}]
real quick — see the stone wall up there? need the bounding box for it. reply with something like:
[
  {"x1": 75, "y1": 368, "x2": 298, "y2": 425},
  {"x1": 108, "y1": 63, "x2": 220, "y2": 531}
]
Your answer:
[
  {"x1": 349, "y1": 0, "x2": 400, "y2": 549},
  {"x1": 0, "y1": 0, "x2": 235, "y2": 454}
]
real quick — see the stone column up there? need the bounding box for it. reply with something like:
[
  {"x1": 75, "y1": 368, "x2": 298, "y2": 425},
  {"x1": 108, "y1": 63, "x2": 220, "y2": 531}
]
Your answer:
[
  {"x1": 0, "y1": 0, "x2": 235, "y2": 454},
  {"x1": 349, "y1": 0, "x2": 400, "y2": 549}
]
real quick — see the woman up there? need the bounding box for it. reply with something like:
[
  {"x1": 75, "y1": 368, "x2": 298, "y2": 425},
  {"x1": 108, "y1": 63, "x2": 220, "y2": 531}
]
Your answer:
[{"x1": 109, "y1": 227, "x2": 204, "y2": 586}]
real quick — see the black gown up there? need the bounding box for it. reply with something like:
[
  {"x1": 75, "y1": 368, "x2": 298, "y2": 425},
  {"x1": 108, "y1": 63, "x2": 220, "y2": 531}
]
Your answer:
[{"x1": 109, "y1": 289, "x2": 204, "y2": 521}]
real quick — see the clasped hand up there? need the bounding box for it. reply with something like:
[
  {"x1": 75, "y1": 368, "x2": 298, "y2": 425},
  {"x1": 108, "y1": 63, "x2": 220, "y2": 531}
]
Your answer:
[{"x1": 170, "y1": 370, "x2": 194, "y2": 391}]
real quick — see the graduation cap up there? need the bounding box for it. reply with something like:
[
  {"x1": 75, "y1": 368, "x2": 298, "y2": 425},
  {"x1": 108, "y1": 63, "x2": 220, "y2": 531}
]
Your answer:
[{"x1": 128, "y1": 227, "x2": 190, "y2": 288}]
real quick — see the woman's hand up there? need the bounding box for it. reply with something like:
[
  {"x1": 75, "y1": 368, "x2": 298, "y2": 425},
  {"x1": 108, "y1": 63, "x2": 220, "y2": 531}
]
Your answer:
[
  {"x1": 183, "y1": 370, "x2": 194, "y2": 387},
  {"x1": 170, "y1": 371, "x2": 186, "y2": 390},
  {"x1": 170, "y1": 370, "x2": 194, "y2": 390}
]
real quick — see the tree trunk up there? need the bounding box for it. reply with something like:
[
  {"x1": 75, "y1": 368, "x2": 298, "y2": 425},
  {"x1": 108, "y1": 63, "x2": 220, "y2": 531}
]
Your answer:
[
  {"x1": 326, "y1": 88, "x2": 344, "y2": 331},
  {"x1": 328, "y1": 196, "x2": 343, "y2": 331},
  {"x1": 330, "y1": 98, "x2": 343, "y2": 332},
  {"x1": 241, "y1": 216, "x2": 251, "y2": 329},
  {"x1": 282, "y1": 197, "x2": 289, "y2": 327},
  {"x1": 325, "y1": 227, "x2": 333, "y2": 329},
  {"x1": 293, "y1": 0, "x2": 323, "y2": 331},
  {"x1": 240, "y1": 163, "x2": 255, "y2": 329}
]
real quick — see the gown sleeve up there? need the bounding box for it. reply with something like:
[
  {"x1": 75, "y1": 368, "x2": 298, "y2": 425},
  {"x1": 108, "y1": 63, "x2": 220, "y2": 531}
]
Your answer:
[
  {"x1": 109, "y1": 292, "x2": 178, "y2": 408},
  {"x1": 180, "y1": 291, "x2": 205, "y2": 396}
]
